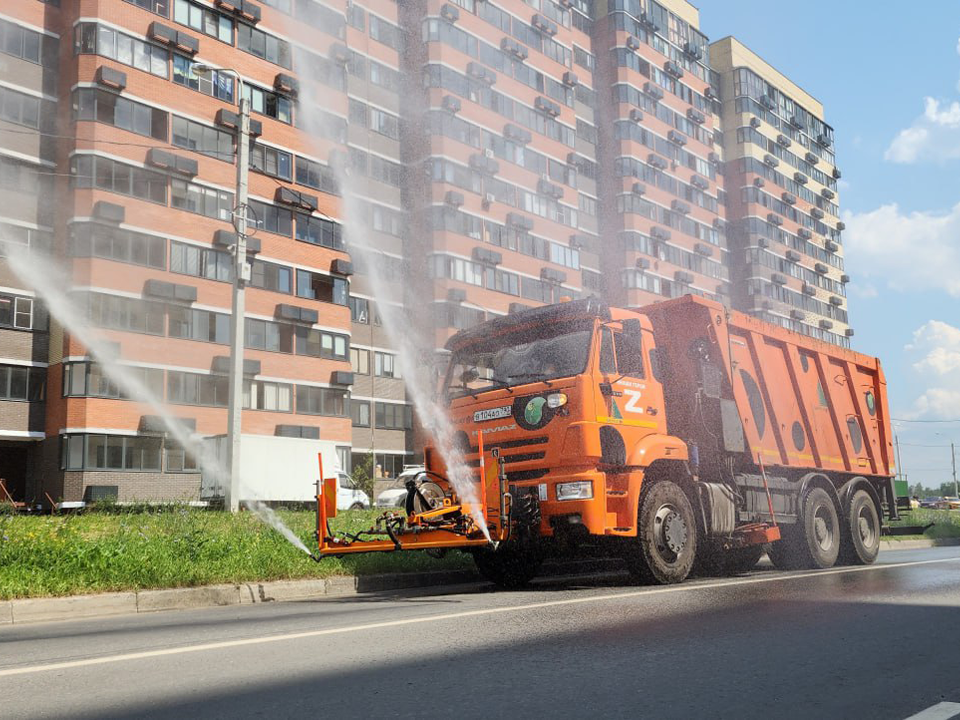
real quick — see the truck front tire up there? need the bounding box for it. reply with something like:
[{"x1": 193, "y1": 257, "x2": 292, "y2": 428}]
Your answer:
[
  {"x1": 627, "y1": 481, "x2": 698, "y2": 584},
  {"x1": 840, "y1": 489, "x2": 880, "y2": 565}
]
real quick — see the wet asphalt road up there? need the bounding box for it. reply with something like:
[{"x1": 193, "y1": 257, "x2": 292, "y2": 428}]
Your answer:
[{"x1": 2, "y1": 546, "x2": 960, "y2": 720}]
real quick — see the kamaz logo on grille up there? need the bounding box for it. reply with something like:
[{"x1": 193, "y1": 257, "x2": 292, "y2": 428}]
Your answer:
[{"x1": 474, "y1": 406, "x2": 512, "y2": 422}]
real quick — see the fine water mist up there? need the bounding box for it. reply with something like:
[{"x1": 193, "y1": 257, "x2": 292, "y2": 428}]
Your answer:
[
  {"x1": 292, "y1": 43, "x2": 490, "y2": 538},
  {"x1": 4, "y1": 245, "x2": 311, "y2": 555}
]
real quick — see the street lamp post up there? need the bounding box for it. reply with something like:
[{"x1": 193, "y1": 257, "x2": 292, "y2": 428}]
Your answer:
[{"x1": 196, "y1": 65, "x2": 249, "y2": 513}]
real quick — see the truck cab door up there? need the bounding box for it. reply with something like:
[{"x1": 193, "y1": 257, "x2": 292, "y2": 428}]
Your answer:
[{"x1": 595, "y1": 324, "x2": 666, "y2": 437}]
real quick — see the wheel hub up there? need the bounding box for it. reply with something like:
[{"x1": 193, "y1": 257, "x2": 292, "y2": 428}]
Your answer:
[
  {"x1": 814, "y1": 507, "x2": 834, "y2": 551},
  {"x1": 654, "y1": 504, "x2": 687, "y2": 559},
  {"x1": 857, "y1": 507, "x2": 876, "y2": 546}
]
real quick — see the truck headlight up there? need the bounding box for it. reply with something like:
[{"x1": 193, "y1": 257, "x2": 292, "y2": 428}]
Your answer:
[
  {"x1": 546, "y1": 392, "x2": 567, "y2": 409},
  {"x1": 556, "y1": 481, "x2": 592, "y2": 501}
]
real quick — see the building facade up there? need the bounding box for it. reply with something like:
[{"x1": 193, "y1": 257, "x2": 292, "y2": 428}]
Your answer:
[
  {"x1": 711, "y1": 37, "x2": 849, "y2": 347},
  {"x1": 0, "y1": 0, "x2": 848, "y2": 504}
]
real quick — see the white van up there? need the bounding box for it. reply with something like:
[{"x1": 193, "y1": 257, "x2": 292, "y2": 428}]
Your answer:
[{"x1": 335, "y1": 471, "x2": 371, "y2": 510}]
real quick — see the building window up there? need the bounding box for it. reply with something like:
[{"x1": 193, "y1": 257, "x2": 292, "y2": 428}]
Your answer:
[
  {"x1": 250, "y1": 259, "x2": 292, "y2": 294},
  {"x1": 237, "y1": 23, "x2": 291, "y2": 67},
  {"x1": 85, "y1": 293, "x2": 166, "y2": 335},
  {"x1": 247, "y1": 199, "x2": 292, "y2": 236},
  {"x1": 124, "y1": 0, "x2": 171, "y2": 17},
  {"x1": 0, "y1": 18, "x2": 52, "y2": 66},
  {"x1": 73, "y1": 88, "x2": 168, "y2": 141},
  {"x1": 351, "y1": 399, "x2": 370, "y2": 427},
  {"x1": 169, "y1": 306, "x2": 230, "y2": 343},
  {"x1": 172, "y1": 54, "x2": 234, "y2": 101},
  {"x1": 243, "y1": 379, "x2": 293, "y2": 411},
  {"x1": 170, "y1": 241, "x2": 231, "y2": 282},
  {"x1": 172, "y1": 116, "x2": 234, "y2": 162},
  {"x1": 296, "y1": 269, "x2": 347, "y2": 305},
  {"x1": 349, "y1": 296, "x2": 369, "y2": 324},
  {"x1": 295, "y1": 213, "x2": 343, "y2": 249},
  {"x1": 0, "y1": 295, "x2": 36, "y2": 331},
  {"x1": 375, "y1": 402, "x2": 412, "y2": 430},
  {"x1": 295, "y1": 385, "x2": 348, "y2": 416},
  {"x1": 75, "y1": 23, "x2": 169, "y2": 78},
  {"x1": 369, "y1": 15, "x2": 401, "y2": 50},
  {"x1": 62, "y1": 362, "x2": 162, "y2": 399},
  {"x1": 0, "y1": 364, "x2": 46, "y2": 401},
  {"x1": 67, "y1": 223, "x2": 165, "y2": 269},
  {"x1": 168, "y1": 370, "x2": 229, "y2": 407},
  {"x1": 173, "y1": 0, "x2": 233, "y2": 42},
  {"x1": 350, "y1": 347, "x2": 369, "y2": 375},
  {"x1": 250, "y1": 143, "x2": 292, "y2": 181},
  {"x1": 0, "y1": 86, "x2": 40, "y2": 129},
  {"x1": 164, "y1": 444, "x2": 198, "y2": 473},
  {"x1": 170, "y1": 179, "x2": 234, "y2": 221},
  {"x1": 244, "y1": 317, "x2": 283, "y2": 352},
  {"x1": 70, "y1": 155, "x2": 168, "y2": 205},
  {"x1": 294, "y1": 327, "x2": 348, "y2": 360},
  {"x1": 295, "y1": 156, "x2": 339, "y2": 194},
  {"x1": 61, "y1": 434, "x2": 162, "y2": 471},
  {"x1": 374, "y1": 352, "x2": 400, "y2": 379},
  {"x1": 242, "y1": 83, "x2": 292, "y2": 124}
]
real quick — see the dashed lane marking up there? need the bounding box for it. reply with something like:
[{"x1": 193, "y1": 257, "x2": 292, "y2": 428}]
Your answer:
[{"x1": 904, "y1": 702, "x2": 960, "y2": 720}]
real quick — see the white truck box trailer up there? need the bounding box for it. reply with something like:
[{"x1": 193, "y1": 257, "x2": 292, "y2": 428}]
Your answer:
[{"x1": 200, "y1": 434, "x2": 341, "y2": 503}]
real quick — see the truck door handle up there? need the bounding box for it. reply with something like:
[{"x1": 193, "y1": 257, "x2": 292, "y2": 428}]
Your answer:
[{"x1": 599, "y1": 382, "x2": 623, "y2": 397}]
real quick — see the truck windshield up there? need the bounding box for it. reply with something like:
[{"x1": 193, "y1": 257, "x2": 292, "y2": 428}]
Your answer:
[{"x1": 445, "y1": 329, "x2": 592, "y2": 399}]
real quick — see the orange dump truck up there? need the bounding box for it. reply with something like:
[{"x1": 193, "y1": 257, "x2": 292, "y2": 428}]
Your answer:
[{"x1": 314, "y1": 295, "x2": 896, "y2": 587}]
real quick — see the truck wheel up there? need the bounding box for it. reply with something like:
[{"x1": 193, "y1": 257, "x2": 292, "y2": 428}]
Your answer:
[
  {"x1": 349, "y1": 502, "x2": 364, "y2": 510},
  {"x1": 798, "y1": 487, "x2": 840, "y2": 569},
  {"x1": 840, "y1": 489, "x2": 880, "y2": 565},
  {"x1": 627, "y1": 481, "x2": 697, "y2": 584},
  {"x1": 473, "y1": 541, "x2": 541, "y2": 589}
]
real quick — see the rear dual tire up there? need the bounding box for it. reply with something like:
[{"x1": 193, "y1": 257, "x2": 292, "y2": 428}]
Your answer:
[
  {"x1": 769, "y1": 487, "x2": 840, "y2": 570},
  {"x1": 840, "y1": 489, "x2": 881, "y2": 565}
]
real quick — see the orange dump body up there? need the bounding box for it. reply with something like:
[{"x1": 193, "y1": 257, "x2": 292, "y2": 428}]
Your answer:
[{"x1": 641, "y1": 295, "x2": 894, "y2": 481}]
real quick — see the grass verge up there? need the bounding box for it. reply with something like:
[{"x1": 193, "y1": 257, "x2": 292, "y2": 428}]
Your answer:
[
  {"x1": 0, "y1": 507, "x2": 472, "y2": 600},
  {"x1": 887, "y1": 509, "x2": 960, "y2": 540}
]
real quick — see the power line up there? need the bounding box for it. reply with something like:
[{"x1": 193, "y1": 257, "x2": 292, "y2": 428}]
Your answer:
[{"x1": 898, "y1": 443, "x2": 952, "y2": 448}]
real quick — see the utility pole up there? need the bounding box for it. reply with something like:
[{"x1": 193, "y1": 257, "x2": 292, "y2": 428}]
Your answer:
[
  {"x1": 952, "y1": 442, "x2": 958, "y2": 498},
  {"x1": 226, "y1": 91, "x2": 250, "y2": 513},
  {"x1": 197, "y1": 66, "x2": 248, "y2": 513},
  {"x1": 895, "y1": 433, "x2": 903, "y2": 483}
]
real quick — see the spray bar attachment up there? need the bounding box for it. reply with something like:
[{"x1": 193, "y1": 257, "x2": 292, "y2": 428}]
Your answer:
[{"x1": 311, "y1": 438, "x2": 513, "y2": 561}]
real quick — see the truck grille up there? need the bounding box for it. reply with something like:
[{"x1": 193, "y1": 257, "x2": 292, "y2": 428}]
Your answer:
[{"x1": 466, "y1": 436, "x2": 548, "y2": 468}]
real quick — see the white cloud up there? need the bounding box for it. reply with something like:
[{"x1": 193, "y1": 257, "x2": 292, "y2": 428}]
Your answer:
[
  {"x1": 848, "y1": 283, "x2": 877, "y2": 299},
  {"x1": 842, "y1": 203, "x2": 960, "y2": 297},
  {"x1": 903, "y1": 320, "x2": 960, "y2": 419},
  {"x1": 884, "y1": 98, "x2": 960, "y2": 163}
]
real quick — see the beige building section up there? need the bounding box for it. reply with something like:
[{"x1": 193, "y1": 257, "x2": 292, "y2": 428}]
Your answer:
[{"x1": 711, "y1": 36, "x2": 849, "y2": 346}]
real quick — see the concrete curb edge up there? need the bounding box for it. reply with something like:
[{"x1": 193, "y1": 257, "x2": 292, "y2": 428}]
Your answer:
[{"x1": 3, "y1": 544, "x2": 956, "y2": 625}]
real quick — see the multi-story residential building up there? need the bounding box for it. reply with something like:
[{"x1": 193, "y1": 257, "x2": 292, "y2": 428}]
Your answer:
[
  {"x1": 594, "y1": 0, "x2": 728, "y2": 309},
  {"x1": 711, "y1": 36, "x2": 850, "y2": 347},
  {"x1": 399, "y1": 0, "x2": 601, "y2": 352},
  {"x1": 0, "y1": 2, "x2": 849, "y2": 505},
  {"x1": 0, "y1": 3, "x2": 57, "y2": 502}
]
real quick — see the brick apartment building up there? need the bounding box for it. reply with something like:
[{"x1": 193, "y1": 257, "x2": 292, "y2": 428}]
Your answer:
[{"x1": 0, "y1": 0, "x2": 849, "y2": 504}]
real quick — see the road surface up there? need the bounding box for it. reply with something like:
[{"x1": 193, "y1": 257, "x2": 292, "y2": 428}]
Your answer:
[{"x1": 2, "y1": 546, "x2": 960, "y2": 719}]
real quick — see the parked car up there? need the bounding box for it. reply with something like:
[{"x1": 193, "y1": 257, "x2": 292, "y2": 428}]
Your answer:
[
  {"x1": 337, "y1": 472, "x2": 371, "y2": 510},
  {"x1": 920, "y1": 497, "x2": 944, "y2": 509},
  {"x1": 943, "y1": 497, "x2": 960, "y2": 510},
  {"x1": 376, "y1": 466, "x2": 426, "y2": 508}
]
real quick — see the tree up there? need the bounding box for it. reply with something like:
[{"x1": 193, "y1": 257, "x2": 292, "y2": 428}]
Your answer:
[{"x1": 351, "y1": 453, "x2": 375, "y2": 500}]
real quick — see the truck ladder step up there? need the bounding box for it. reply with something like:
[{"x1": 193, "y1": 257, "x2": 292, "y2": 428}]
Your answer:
[{"x1": 606, "y1": 490, "x2": 627, "y2": 497}]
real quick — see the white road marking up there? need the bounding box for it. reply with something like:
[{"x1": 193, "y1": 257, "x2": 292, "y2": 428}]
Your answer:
[
  {"x1": 904, "y1": 702, "x2": 960, "y2": 720},
  {"x1": 1, "y1": 555, "x2": 958, "y2": 678}
]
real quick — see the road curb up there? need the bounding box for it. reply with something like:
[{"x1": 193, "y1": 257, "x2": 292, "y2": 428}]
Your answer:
[
  {"x1": 880, "y1": 538, "x2": 960, "y2": 550},
  {"x1": 0, "y1": 558, "x2": 630, "y2": 626},
  {"x1": 10, "y1": 592, "x2": 138, "y2": 625}
]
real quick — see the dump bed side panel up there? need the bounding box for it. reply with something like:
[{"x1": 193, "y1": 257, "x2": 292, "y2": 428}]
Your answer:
[{"x1": 643, "y1": 296, "x2": 894, "y2": 480}]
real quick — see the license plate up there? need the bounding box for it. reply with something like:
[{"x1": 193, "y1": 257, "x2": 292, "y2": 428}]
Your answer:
[{"x1": 474, "y1": 406, "x2": 512, "y2": 422}]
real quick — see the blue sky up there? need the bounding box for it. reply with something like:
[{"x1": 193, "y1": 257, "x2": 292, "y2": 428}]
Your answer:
[{"x1": 699, "y1": 1, "x2": 960, "y2": 489}]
